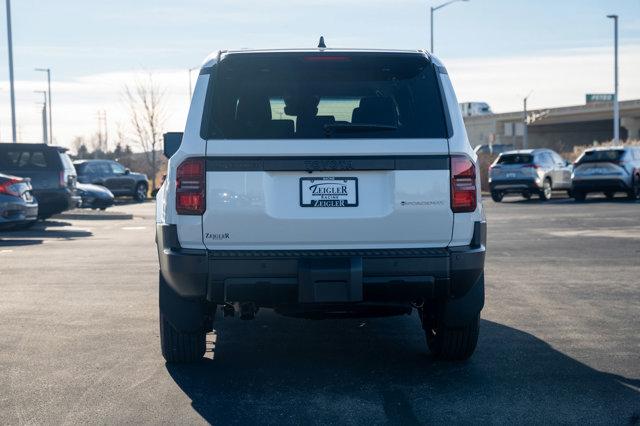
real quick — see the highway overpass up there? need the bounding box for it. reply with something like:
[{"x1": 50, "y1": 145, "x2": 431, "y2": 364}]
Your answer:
[{"x1": 464, "y1": 99, "x2": 640, "y2": 153}]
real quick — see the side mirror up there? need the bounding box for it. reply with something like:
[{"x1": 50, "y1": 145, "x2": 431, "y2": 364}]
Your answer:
[
  {"x1": 163, "y1": 132, "x2": 183, "y2": 159},
  {"x1": 124, "y1": 168, "x2": 131, "y2": 175}
]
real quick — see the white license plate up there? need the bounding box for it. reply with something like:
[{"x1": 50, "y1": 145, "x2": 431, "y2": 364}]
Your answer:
[
  {"x1": 506, "y1": 172, "x2": 517, "y2": 178},
  {"x1": 300, "y1": 177, "x2": 358, "y2": 207}
]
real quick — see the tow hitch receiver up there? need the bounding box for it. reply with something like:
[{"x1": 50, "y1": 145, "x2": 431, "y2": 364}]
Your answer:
[{"x1": 298, "y1": 257, "x2": 363, "y2": 303}]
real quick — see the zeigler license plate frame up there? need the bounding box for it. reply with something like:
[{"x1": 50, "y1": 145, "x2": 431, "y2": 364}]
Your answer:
[{"x1": 299, "y1": 177, "x2": 359, "y2": 208}]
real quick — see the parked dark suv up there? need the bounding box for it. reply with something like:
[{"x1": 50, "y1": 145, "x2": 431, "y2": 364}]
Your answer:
[
  {"x1": 0, "y1": 143, "x2": 79, "y2": 219},
  {"x1": 74, "y1": 160, "x2": 149, "y2": 202}
]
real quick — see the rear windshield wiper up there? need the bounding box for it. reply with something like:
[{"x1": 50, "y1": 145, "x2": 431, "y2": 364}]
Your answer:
[{"x1": 324, "y1": 123, "x2": 398, "y2": 137}]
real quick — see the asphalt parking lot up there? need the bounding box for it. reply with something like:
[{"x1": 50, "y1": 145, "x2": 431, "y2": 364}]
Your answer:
[{"x1": 1, "y1": 196, "x2": 639, "y2": 425}]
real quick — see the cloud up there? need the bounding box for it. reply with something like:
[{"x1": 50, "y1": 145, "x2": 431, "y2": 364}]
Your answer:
[
  {"x1": 1, "y1": 44, "x2": 639, "y2": 148},
  {"x1": 447, "y1": 45, "x2": 640, "y2": 112}
]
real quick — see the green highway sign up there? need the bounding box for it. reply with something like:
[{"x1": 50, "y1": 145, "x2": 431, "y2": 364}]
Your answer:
[{"x1": 586, "y1": 93, "x2": 614, "y2": 103}]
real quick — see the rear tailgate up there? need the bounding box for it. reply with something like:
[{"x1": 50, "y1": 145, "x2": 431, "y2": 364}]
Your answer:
[{"x1": 203, "y1": 140, "x2": 452, "y2": 250}]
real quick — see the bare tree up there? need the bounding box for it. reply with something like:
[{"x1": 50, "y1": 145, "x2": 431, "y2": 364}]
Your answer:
[{"x1": 124, "y1": 74, "x2": 166, "y2": 191}]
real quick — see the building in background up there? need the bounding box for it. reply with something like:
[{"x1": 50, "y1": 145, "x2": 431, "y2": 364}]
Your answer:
[{"x1": 464, "y1": 98, "x2": 640, "y2": 153}]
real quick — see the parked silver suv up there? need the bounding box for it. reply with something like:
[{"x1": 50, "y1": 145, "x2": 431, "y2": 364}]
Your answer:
[
  {"x1": 489, "y1": 149, "x2": 572, "y2": 202},
  {"x1": 571, "y1": 146, "x2": 640, "y2": 201}
]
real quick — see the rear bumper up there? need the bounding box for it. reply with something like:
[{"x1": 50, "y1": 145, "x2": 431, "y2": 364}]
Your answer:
[
  {"x1": 490, "y1": 178, "x2": 541, "y2": 193},
  {"x1": 80, "y1": 195, "x2": 115, "y2": 209},
  {"x1": 156, "y1": 222, "x2": 486, "y2": 311},
  {"x1": 33, "y1": 188, "x2": 78, "y2": 218},
  {"x1": 0, "y1": 196, "x2": 38, "y2": 226},
  {"x1": 572, "y1": 178, "x2": 630, "y2": 193}
]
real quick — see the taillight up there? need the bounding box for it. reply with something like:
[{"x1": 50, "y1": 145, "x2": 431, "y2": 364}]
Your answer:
[
  {"x1": 59, "y1": 171, "x2": 66, "y2": 188},
  {"x1": 0, "y1": 178, "x2": 21, "y2": 197},
  {"x1": 176, "y1": 158, "x2": 205, "y2": 215},
  {"x1": 451, "y1": 156, "x2": 477, "y2": 213}
]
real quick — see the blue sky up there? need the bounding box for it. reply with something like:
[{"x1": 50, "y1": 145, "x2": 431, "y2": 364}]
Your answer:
[{"x1": 0, "y1": 0, "x2": 639, "y2": 147}]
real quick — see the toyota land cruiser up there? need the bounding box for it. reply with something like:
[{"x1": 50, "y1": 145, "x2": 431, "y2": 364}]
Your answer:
[{"x1": 156, "y1": 47, "x2": 486, "y2": 363}]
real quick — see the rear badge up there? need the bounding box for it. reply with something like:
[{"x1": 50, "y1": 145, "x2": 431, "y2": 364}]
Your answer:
[
  {"x1": 205, "y1": 232, "x2": 230, "y2": 240},
  {"x1": 300, "y1": 177, "x2": 358, "y2": 207},
  {"x1": 400, "y1": 200, "x2": 445, "y2": 206}
]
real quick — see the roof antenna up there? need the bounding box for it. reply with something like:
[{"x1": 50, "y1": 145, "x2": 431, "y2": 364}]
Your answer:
[{"x1": 318, "y1": 36, "x2": 326, "y2": 49}]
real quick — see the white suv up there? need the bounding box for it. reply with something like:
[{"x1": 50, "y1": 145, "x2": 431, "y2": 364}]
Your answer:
[{"x1": 156, "y1": 48, "x2": 486, "y2": 363}]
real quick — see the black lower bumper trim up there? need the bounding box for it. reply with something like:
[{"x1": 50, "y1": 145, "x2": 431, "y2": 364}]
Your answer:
[
  {"x1": 156, "y1": 223, "x2": 485, "y2": 306},
  {"x1": 490, "y1": 179, "x2": 541, "y2": 194},
  {"x1": 572, "y1": 179, "x2": 630, "y2": 193}
]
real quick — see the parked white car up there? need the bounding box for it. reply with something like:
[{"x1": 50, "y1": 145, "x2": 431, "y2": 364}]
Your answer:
[{"x1": 156, "y1": 46, "x2": 486, "y2": 363}]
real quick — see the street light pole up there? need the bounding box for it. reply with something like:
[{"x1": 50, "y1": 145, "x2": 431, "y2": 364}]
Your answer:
[
  {"x1": 523, "y1": 91, "x2": 533, "y2": 149},
  {"x1": 430, "y1": 7, "x2": 434, "y2": 53},
  {"x1": 429, "y1": 0, "x2": 469, "y2": 54},
  {"x1": 5, "y1": 0, "x2": 17, "y2": 143},
  {"x1": 188, "y1": 67, "x2": 198, "y2": 100},
  {"x1": 35, "y1": 68, "x2": 52, "y2": 144},
  {"x1": 34, "y1": 90, "x2": 48, "y2": 144},
  {"x1": 607, "y1": 14, "x2": 619, "y2": 143}
]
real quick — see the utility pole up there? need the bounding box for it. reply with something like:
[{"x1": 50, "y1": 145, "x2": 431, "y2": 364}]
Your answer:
[
  {"x1": 188, "y1": 67, "x2": 198, "y2": 100},
  {"x1": 429, "y1": 0, "x2": 469, "y2": 54},
  {"x1": 5, "y1": 0, "x2": 17, "y2": 143},
  {"x1": 34, "y1": 91, "x2": 48, "y2": 144},
  {"x1": 523, "y1": 91, "x2": 533, "y2": 149},
  {"x1": 96, "y1": 110, "x2": 108, "y2": 152},
  {"x1": 35, "y1": 68, "x2": 53, "y2": 144},
  {"x1": 607, "y1": 14, "x2": 619, "y2": 143}
]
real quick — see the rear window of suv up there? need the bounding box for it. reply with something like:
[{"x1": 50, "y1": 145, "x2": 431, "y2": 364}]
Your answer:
[
  {"x1": 201, "y1": 52, "x2": 448, "y2": 140},
  {"x1": 577, "y1": 149, "x2": 624, "y2": 164},
  {"x1": 0, "y1": 149, "x2": 50, "y2": 169},
  {"x1": 497, "y1": 154, "x2": 533, "y2": 164}
]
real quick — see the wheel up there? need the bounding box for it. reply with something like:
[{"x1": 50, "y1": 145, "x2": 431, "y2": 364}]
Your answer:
[
  {"x1": 159, "y1": 273, "x2": 207, "y2": 363},
  {"x1": 14, "y1": 220, "x2": 37, "y2": 230},
  {"x1": 539, "y1": 178, "x2": 552, "y2": 201},
  {"x1": 99, "y1": 207, "x2": 107, "y2": 211},
  {"x1": 604, "y1": 191, "x2": 615, "y2": 200},
  {"x1": 160, "y1": 313, "x2": 206, "y2": 364},
  {"x1": 425, "y1": 313, "x2": 480, "y2": 361},
  {"x1": 491, "y1": 191, "x2": 503, "y2": 202},
  {"x1": 627, "y1": 174, "x2": 640, "y2": 200},
  {"x1": 522, "y1": 191, "x2": 531, "y2": 200},
  {"x1": 573, "y1": 191, "x2": 586, "y2": 202},
  {"x1": 134, "y1": 182, "x2": 148, "y2": 202}
]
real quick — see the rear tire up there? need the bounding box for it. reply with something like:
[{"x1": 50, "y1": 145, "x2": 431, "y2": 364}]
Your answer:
[
  {"x1": 159, "y1": 273, "x2": 207, "y2": 363},
  {"x1": 491, "y1": 191, "x2": 503, "y2": 202},
  {"x1": 14, "y1": 220, "x2": 37, "y2": 230},
  {"x1": 160, "y1": 313, "x2": 206, "y2": 364},
  {"x1": 522, "y1": 191, "x2": 531, "y2": 200},
  {"x1": 539, "y1": 178, "x2": 552, "y2": 201},
  {"x1": 573, "y1": 191, "x2": 586, "y2": 202},
  {"x1": 134, "y1": 182, "x2": 148, "y2": 202},
  {"x1": 604, "y1": 191, "x2": 615, "y2": 200},
  {"x1": 425, "y1": 314, "x2": 480, "y2": 361},
  {"x1": 627, "y1": 174, "x2": 640, "y2": 200}
]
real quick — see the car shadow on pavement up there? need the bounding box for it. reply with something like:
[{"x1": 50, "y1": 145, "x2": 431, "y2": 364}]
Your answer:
[
  {"x1": 497, "y1": 196, "x2": 639, "y2": 205},
  {"x1": 0, "y1": 220, "x2": 92, "y2": 243},
  {"x1": 56, "y1": 211, "x2": 133, "y2": 221},
  {"x1": 166, "y1": 316, "x2": 640, "y2": 424},
  {"x1": 0, "y1": 238, "x2": 43, "y2": 247}
]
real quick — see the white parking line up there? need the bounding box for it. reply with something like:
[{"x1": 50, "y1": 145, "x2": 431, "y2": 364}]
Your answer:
[{"x1": 122, "y1": 226, "x2": 147, "y2": 230}]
